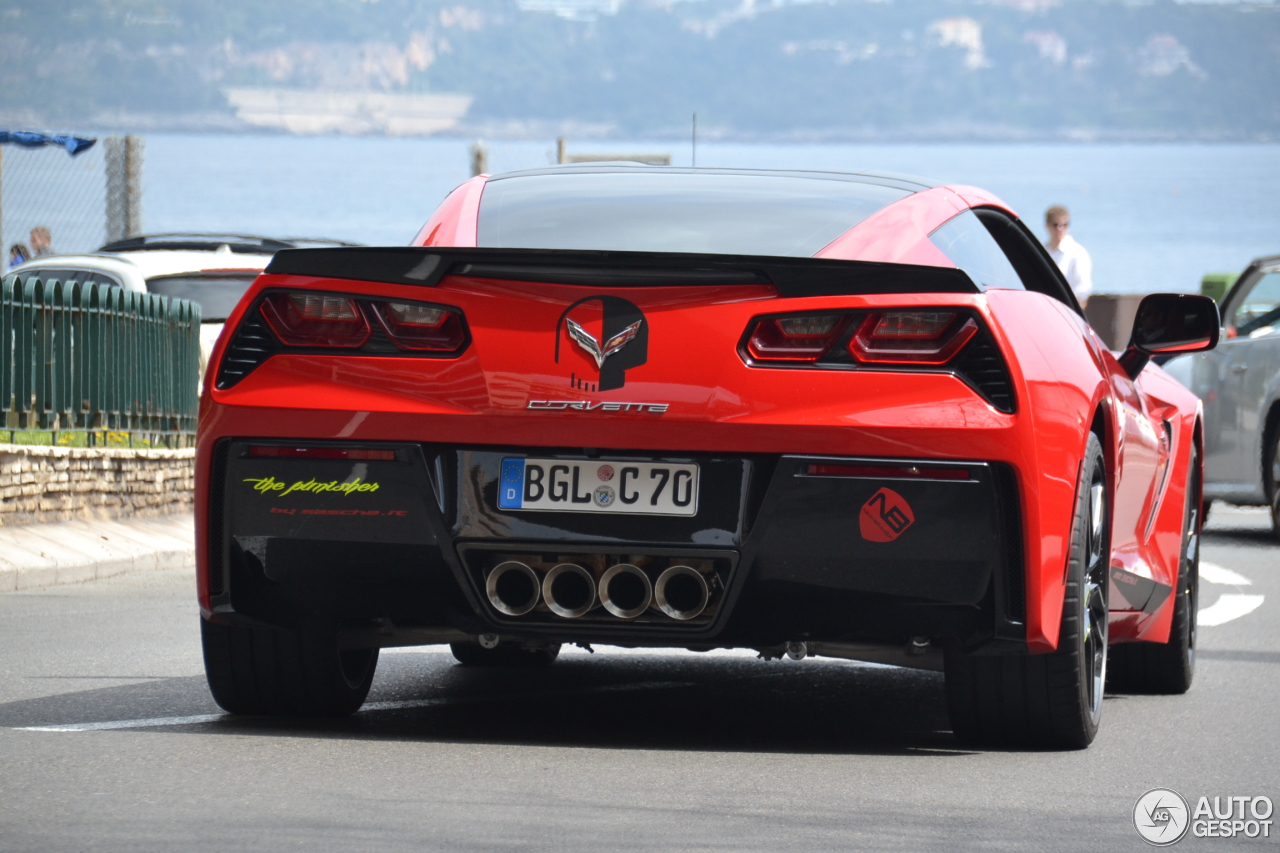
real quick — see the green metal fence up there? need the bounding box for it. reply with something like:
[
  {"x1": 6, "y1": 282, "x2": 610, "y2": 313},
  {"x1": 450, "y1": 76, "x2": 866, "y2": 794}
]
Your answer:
[{"x1": 1, "y1": 273, "x2": 201, "y2": 440}]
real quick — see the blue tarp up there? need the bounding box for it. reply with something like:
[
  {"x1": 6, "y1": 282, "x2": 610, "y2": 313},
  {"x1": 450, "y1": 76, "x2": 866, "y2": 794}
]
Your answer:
[{"x1": 0, "y1": 131, "x2": 97, "y2": 156}]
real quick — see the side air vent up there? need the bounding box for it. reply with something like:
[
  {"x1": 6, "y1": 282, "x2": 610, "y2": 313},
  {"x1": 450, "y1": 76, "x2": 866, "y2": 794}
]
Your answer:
[
  {"x1": 953, "y1": 331, "x2": 1016, "y2": 414},
  {"x1": 215, "y1": 310, "x2": 280, "y2": 390}
]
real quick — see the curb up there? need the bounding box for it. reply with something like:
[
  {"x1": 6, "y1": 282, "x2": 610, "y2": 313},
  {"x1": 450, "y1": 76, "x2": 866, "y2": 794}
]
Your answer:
[{"x1": 0, "y1": 513, "x2": 195, "y2": 591}]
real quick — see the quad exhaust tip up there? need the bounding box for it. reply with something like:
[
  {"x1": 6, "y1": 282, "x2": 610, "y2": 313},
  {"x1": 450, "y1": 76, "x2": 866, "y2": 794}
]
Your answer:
[
  {"x1": 599, "y1": 563, "x2": 653, "y2": 619},
  {"x1": 654, "y1": 565, "x2": 710, "y2": 621},
  {"x1": 543, "y1": 563, "x2": 597, "y2": 619},
  {"x1": 486, "y1": 561, "x2": 542, "y2": 616}
]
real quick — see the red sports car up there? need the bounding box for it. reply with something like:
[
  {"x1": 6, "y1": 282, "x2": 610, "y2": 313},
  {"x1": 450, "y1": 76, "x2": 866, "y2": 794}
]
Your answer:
[{"x1": 196, "y1": 166, "x2": 1218, "y2": 748}]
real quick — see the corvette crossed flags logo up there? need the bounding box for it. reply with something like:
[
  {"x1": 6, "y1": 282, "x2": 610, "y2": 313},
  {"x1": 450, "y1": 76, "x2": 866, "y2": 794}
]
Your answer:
[{"x1": 565, "y1": 317, "x2": 642, "y2": 369}]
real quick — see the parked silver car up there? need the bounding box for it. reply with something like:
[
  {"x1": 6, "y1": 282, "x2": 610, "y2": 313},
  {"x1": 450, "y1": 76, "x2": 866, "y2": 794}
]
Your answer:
[
  {"x1": 1165, "y1": 253, "x2": 1280, "y2": 538},
  {"x1": 10, "y1": 233, "x2": 358, "y2": 378}
]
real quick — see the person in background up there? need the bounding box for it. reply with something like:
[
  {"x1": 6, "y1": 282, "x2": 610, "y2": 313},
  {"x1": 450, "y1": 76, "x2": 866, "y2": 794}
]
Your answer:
[
  {"x1": 29, "y1": 226, "x2": 54, "y2": 258},
  {"x1": 1044, "y1": 205, "x2": 1093, "y2": 307},
  {"x1": 8, "y1": 244, "x2": 30, "y2": 269}
]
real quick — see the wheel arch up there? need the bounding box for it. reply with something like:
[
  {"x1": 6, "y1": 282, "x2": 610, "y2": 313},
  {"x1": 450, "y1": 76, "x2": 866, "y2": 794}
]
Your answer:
[
  {"x1": 1089, "y1": 397, "x2": 1117, "y2": 513},
  {"x1": 1263, "y1": 398, "x2": 1280, "y2": 501}
]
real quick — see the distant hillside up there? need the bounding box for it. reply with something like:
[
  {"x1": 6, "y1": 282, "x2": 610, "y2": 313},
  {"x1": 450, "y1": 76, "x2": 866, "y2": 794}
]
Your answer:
[{"x1": 2, "y1": 0, "x2": 1277, "y2": 139}]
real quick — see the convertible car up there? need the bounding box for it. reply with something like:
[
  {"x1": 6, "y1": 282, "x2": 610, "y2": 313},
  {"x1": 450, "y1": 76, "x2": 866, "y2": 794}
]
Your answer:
[{"x1": 196, "y1": 166, "x2": 1218, "y2": 748}]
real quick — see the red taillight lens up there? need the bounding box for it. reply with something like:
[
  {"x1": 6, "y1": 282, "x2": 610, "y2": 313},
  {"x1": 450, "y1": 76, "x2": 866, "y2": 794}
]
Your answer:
[
  {"x1": 746, "y1": 314, "x2": 848, "y2": 362},
  {"x1": 249, "y1": 445, "x2": 397, "y2": 461},
  {"x1": 260, "y1": 293, "x2": 371, "y2": 348},
  {"x1": 370, "y1": 300, "x2": 466, "y2": 352},
  {"x1": 849, "y1": 311, "x2": 978, "y2": 364}
]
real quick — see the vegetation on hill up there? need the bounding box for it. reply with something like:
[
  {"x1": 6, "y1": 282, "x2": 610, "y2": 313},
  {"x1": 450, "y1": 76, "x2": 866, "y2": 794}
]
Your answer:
[{"x1": 2, "y1": 0, "x2": 1277, "y2": 138}]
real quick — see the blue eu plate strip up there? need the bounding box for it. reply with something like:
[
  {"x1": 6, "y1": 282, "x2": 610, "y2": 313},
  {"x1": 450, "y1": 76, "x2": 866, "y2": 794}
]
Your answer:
[{"x1": 498, "y1": 458, "x2": 525, "y2": 509}]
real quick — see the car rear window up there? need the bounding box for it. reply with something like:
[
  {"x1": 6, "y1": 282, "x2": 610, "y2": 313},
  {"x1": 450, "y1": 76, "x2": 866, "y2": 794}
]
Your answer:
[
  {"x1": 477, "y1": 172, "x2": 910, "y2": 257},
  {"x1": 146, "y1": 274, "x2": 258, "y2": 321},
  {"x1": 929, "y1": 210, "x2": 1025, "y2": 291}
]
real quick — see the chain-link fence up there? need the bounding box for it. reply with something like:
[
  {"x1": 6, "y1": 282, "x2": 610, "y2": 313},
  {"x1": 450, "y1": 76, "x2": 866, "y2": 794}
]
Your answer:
[{"x1": 0, "y1": 136, "x2": 143, "y2": 262}]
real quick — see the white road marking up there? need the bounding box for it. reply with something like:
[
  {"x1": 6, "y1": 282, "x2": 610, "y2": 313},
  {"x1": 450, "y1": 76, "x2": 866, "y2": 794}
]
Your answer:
[
  {"x1": 18, "y1": 714, "x2": 225, "y2": 732},
  {"x1": 1198, "y1": 594, "x2": 1266, "y2": 627},
  {"x1": 1200, "y1": 562, "x2": 1253, "y2": 586},
  {"x1": 1195, "y1": 562, "x2": 1264, "y2": 626}
]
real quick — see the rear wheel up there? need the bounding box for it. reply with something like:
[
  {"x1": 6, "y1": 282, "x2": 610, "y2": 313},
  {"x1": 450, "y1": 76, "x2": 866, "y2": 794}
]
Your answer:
[
  {"x1": 450, "y1": 641, "x2": 561, "y2": 667},
  {"x1": 201, "y1": 618, "x2": 378, "y2": 716},
  {"x1": 944, "y1": 432, "x2": 1109, "y2": 749},
  {"x1": 1108, "y1": 446, "x2": 1201, "y2": 694}
]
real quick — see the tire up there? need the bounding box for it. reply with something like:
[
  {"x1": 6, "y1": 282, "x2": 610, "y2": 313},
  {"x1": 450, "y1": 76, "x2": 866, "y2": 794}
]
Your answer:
[
  {"x1": 944, "y1": 432, "x2": 1109, "y2": 749},
  {"x1": 201, "y1": 617, "x2": 378, "y2": 716},
  {"x1": 1108, "y1": 446, "x2": 1201, "y2": 694},
  {"x1": 450, "y1": 641, "x2": 561, "y2": 667},
  {"x1": 1269, "y1": 427, "x2": 1280, "y2": 542}
]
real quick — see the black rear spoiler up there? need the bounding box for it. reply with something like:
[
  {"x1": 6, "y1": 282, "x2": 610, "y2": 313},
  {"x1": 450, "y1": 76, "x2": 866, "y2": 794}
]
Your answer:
[{"x1": 264, "y1": 247, "x2": 977, "y2": 298}]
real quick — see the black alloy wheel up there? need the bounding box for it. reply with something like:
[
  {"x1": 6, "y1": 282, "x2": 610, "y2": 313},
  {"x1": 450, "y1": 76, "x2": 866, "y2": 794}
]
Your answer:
[
  {"x1": 1108, "y1": 445, "x2": 1201, "y2": 694},
  {"x1": 201, "y1": 618, "x2": 379, "y2": 715},
  {"x1": 450, "y1": 641, "x2": 561, "y2": 667},
  {"x1": 945, "y1": 432, "x2": 1109, "y2": 749},
  {"x1": 1081, "y1": 457, "x2": 1110, "y2": 723}
]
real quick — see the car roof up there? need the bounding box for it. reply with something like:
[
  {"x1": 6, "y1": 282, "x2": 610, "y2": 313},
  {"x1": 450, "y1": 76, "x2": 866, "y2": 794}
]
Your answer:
[
  {"x1": 9, "y1": 254, "x2": 150, "y2": 291},
  {"x1": 485, "y1": 164, "x2": 939, "y2": 193},
  {"x1": 8, "y1": 248, "x2": 273, "y2": 292},
  {"x1": 6, "y1": 233, "x2": 364, "y2": 292}
]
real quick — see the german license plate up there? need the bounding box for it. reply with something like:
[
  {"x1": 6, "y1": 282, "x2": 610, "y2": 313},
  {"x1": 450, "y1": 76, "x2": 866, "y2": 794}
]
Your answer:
[{"x1": 498, "y1": 458, "x2": 699, "y2": 516}]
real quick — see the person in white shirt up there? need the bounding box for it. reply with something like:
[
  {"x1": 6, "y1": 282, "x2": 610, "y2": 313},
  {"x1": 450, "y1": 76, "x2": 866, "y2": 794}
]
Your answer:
[{"x1": 1044, "y1": 205, "x2": 1093, "y2": 307}]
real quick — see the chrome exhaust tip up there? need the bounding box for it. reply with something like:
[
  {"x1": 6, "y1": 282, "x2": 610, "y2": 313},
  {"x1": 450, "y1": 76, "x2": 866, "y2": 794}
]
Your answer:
[
  {"x1": 542, "y1": 563, "x2": 597, "y2": 619},
  {"x1": 486, "y1": 561, "x2": 541, "y2": 616},
  {"x1": 654, "y1": 565, "x2": 710, "y2": 620},
  {"x1": 599, "y1": 563, "x2": 653, "y2": 619}
]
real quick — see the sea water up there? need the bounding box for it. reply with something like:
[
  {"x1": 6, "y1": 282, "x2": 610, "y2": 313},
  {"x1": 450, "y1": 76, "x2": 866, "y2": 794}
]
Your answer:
[{"x1": 143, "y1": 134, "x2": 1279, "y2": 294}]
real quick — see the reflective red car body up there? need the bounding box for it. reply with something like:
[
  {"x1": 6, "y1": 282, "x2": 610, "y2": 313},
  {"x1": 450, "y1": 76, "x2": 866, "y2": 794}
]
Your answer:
[{"x1": 194, "y1": 167, "x2": 1212, "y2": 745}]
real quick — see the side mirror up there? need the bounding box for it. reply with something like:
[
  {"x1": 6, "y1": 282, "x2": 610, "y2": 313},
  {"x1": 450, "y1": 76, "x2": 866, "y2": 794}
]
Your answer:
[{"x1": 1119, "y1": 293, "x2": 1220, "y2": 379}]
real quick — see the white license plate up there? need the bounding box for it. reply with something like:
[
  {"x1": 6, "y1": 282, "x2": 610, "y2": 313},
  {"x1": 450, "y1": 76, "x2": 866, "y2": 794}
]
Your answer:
[{"x1": 498, "y1": 458, "x2": 699, "y2": 516}]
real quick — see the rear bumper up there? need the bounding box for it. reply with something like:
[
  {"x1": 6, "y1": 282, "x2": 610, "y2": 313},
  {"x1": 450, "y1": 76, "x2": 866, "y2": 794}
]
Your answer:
[{"x1": 204, "y1": 439, "x2": 1028, "y2": 651}]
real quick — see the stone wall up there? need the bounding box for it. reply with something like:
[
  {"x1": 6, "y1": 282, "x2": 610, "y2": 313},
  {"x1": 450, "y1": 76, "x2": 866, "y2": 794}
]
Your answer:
[{"x1": 0, "y1": 444, "x2": 195, "y2": 527}]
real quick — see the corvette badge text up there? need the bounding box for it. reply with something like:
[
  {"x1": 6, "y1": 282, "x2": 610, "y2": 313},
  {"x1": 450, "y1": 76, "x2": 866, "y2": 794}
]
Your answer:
[
  {"x1": 527, "y1": 400, "x2": 668, "y2": 413},
  {"x1": 243, "y1": 476, "x2": 381, "y2": 497},
  {"x1": 1133, "y1": 788, "x2": 1273, "y2": 845}
]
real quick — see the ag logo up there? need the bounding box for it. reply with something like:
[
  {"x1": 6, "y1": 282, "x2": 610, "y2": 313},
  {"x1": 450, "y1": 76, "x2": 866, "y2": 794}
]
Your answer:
[
  {"x1": 555, "y1": 296, "x2": 648, "y2": 392},
  {"x1": 859, "y1": 487, "x2": 915, "y2": 542},
  {"x1": 1134, "y1": 788, "x2": 1190, "y2": 846}
]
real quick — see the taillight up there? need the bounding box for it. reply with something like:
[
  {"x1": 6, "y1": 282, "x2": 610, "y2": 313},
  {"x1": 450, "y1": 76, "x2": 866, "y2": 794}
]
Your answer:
[
  {"x1": 260, "y1": 293, "x2": 371, "y2": 348},
  {"x1": 849, "y1": 311, "x2": 978, "y2": 364},
  {"x1": 370, "y1": 300, "x2": 466, "y2": 352},
  {"x1": 746, "y1": 314, "x2": 848, "y2": 362}
]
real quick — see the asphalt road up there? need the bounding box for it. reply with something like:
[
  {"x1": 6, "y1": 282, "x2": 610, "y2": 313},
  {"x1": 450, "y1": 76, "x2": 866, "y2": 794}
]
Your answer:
[{"x1": 1, "y1": 506, "x2": 1276, "y2": 852}]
